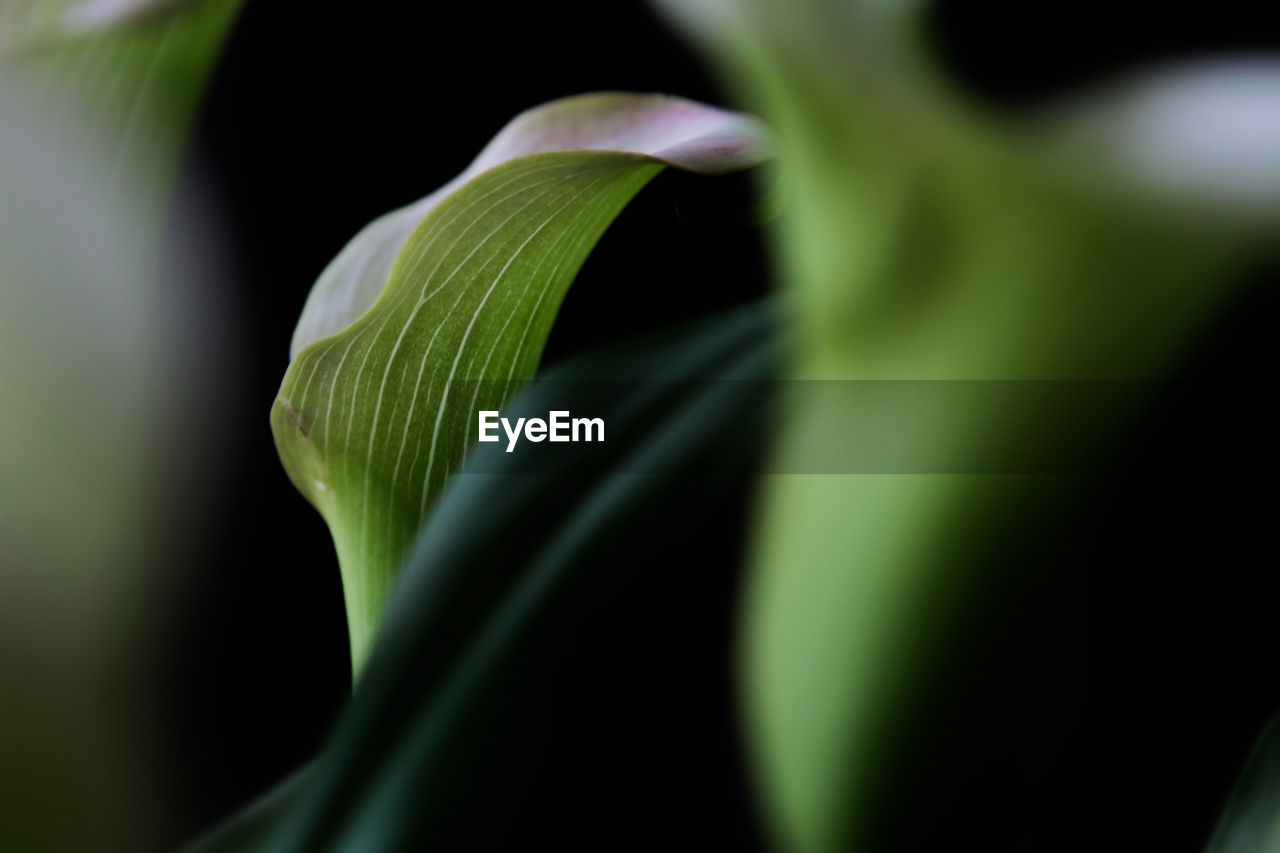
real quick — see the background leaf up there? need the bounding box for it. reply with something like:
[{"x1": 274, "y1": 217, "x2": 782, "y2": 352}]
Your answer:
[
  {"x1": 0, "y1": 1, "x2": 240, "y2": 850},
  {"x1": 2, "y1": 0, "x2": 242, "y2": 223},
  {"x1": 271, "y1": 92, "x2": 769, "y2": 670},
  {"x1": 659, "y1": 1, "x2": 1280, "y2": 850}
]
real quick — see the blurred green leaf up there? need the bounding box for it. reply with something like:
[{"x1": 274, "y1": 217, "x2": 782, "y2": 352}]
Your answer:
[
  {"x1": 1, "y1": 0, "x2": 242, "y2": 223},
  {"x1": 199, "y1": 301, "x2": 781, "y2": 852},
  {"x1": 659, "y1": 1, "x2": 1280, "y2": 850},
  {"x1": 0, "y1": 2, "x2": 239, "y2": 851},
  {"x1": 271, "y1": 92, "x2": 769, "y2": 671}
]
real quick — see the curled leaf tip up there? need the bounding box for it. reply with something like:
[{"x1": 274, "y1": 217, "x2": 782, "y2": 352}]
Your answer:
[
  {"x1": 290, "y1": 92, "x2": 770, "y2": 359},
  {"x1": 274, "y1": 91, "x2": 770, "y2": 671}
]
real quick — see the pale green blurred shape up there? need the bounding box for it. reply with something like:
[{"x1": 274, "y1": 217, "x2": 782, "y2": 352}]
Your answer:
[
  {"x1": 0, "y1": 1, "x2": 239, "y2": 849},
  {"x1": 659, "y1": 0, "x2": 1279, "y2": 849},
  {"x1": 0, "y1": 83, "x2": 156, "y2": 853}
]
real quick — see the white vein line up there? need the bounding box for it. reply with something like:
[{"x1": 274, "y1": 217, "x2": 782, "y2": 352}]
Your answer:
[
  {"x1": 335, "y1": 166, "x2": 553, "y2": 355},
  {"x1": 334, "y1": 163, "x2": 576, "y2": 402},
  {"x1": 404, "y1": 171, "x2": 588, "y2": 312},
  {"x1": 501, "y1": 163, "x2": 647, "y2": 396},
  {"x1": 340, "y1": 309, "x2": 395, "y2": 508},
  {"x1": 315, "y1": 163, "x2": 573, "y2": 476},
  {"x1": 289, "y1": 160, "x2": 574, "y2": 438},
  {"x1": 287, "y1": 167, "x2": 556, "y2": 441},
  {"x1": 388, "y1": 178, "x2": 597, "y2": 543},
  {"x1": 293, "y1": 335, "x2": 342, "y2": 411},
  {"x1": 395, "y1": 179, "x2": 581, "y2": 518},
  {"x1": 382, "y1": 168, "x2": 589, "y2": 501},
  {"x1": 321, "y1": 332, "x2": 361, "y2": 455},
  {"x1": 365, "y1": 172, "x2": 585, "y2": 456},
  {"x1": 378, "y1": 160, "x2": 579, "y2": 317},
  {"x1": 293, "y1": 346, "x2": 326, "y2": 407},
  {"x1": 377, "y1": 178, "x2": 577, "y2": 499},
  {"x1": 415, "y1": 173, "x2": 611, "y2": 524},
  {"x1": 457, "y1": 178, "x2": 621, "y2": 459},
  {"x1": 360, "y1": 176, "x2": 588, "y2": 560},
  {"x1": 504, "y1": 194, "x2": 607, "y2": 391},
  {"x1": 348, "y1": 165, "x2": 584, "y2": 563}
]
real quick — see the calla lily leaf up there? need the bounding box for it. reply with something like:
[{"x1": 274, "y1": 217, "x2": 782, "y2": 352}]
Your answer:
[
  {"x1": 197, "y1": 301, "x2": 780, "y2": 852},
  {"x1": 271, "y1": 92, "x2": 770, "y2": 670}
]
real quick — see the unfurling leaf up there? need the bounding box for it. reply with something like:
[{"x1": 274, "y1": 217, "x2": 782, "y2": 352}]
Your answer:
[
  {"x1": 194, "y1": 301, "x2": 780, "y2": 853},
  {"x1": 271, "y1": 93, "x2": 769, "y2": 670}
]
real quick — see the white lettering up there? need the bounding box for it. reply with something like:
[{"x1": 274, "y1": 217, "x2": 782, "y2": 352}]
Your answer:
[
  {"x1": 572, "y1": 417, "x2": 604, "y2": 443},
  {"x1": 480, "y1": 410, "x2": 604, "y2": 452},
  {"x1": 502, "y1": 417, "x2": 525, "y2": 453},
  {"x1": 549, "y1": 410, "x2": 570, "y2": 442},
  {"x1": 478, "y1": 411, "x2": 500, "y2": 442}
]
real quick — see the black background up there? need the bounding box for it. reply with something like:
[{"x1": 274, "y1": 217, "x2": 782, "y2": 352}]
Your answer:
[{"x1": 159, "y1": 2, "x2": 1279, "y2": 850}]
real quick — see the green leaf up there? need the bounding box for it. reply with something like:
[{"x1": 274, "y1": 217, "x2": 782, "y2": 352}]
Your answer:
[
  {"x1": 2, "y1": 0, "x2": 243, "y2": 233},
  {"x1": 271, "y1": 93, "x2": 769, "y2": 671},
  {"x1": 660, "y1": 3, "x2": 1280, "y2": 851},
  {"x1": 1207, "y1": 717, "x2": 1280, "y2": 853},
  {"x1": 0, "y1": 3, "x2": 240, "y2": 850},
  {"x1": 196, "y1": 301, "x2": 781, "y2": 852}
]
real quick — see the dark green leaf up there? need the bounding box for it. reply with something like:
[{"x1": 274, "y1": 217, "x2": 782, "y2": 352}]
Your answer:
[{"x1": 193, "y1": 300, "x2": 781, "y2": 852}]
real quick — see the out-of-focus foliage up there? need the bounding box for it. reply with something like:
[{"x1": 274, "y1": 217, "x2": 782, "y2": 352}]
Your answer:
[
  {"x1": 658, "y1": 1, "x2": 1280, "y2": 851},
  {"x1": 0, "y1": 80, "x2": 159, "y2": 853},
  {"x1": 0, "y1": 2, "x2": 239, "y2": 850},
  {"x1": 200, "y1": 302, "x2": 780, "y2": 852},
  {"x1": 272, "y1": 93, "x2": 769, "y2": 671},
  {"x1": 1, "y1": 0, "x2": 241, "y2": 229}
]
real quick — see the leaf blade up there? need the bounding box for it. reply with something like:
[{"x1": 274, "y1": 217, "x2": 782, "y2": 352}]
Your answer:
[
  {"x1": 201, "y1": 301, "x2": 781, "y2": 852},
  {"x1": 289, "y1": 92, "x2": 770, "y2": 357},
  {"x1": 272, "y1": 94, "x2": 769, "y2": 671}
]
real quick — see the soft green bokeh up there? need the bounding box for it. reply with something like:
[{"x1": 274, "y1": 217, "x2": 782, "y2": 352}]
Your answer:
[
  {"x1": 659, "y1": 1, "x2": 1278, "y2": 849},
  {"x1": 0, "y1": 2, "x2": 240, "y2": 849}
]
